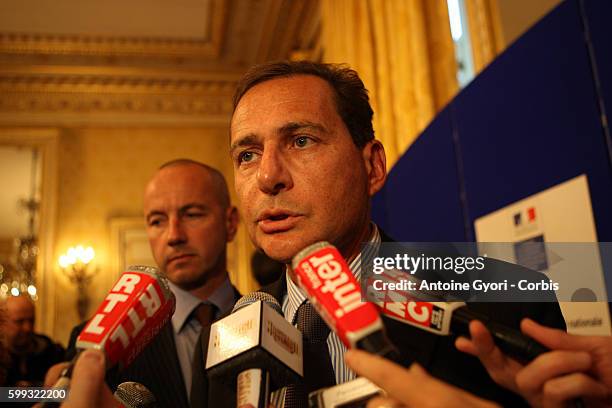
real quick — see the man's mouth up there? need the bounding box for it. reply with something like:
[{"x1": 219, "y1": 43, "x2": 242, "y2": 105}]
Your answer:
[
  {"x1": 167, "y1": 254, "x2": 195, "y2": 265},
  {"x1": 257, "y1": 210, "x2": 303, "y2": 233}
]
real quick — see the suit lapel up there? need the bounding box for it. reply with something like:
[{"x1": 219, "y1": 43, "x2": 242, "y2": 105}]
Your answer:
[
  {"x1": 113, "y1": 322, "x2": 188, "y2": 408},
  {"x1": 147, "y1": 323, "x2": 189, "y2": 407},
  {"x1": 232, "y1": 286, "x2": 242, "y2": 305},
  {"x1": 259, "y1": 272, "x2": 287, "y2": 304}
]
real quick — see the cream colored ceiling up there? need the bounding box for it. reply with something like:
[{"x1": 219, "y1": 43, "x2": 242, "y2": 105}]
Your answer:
[
  {"x1": 0, "y1": 0, "x2": 214, "y2": 38},
  {"x1": 0, "y1": 0, "x2": 320, "y2": 126}
]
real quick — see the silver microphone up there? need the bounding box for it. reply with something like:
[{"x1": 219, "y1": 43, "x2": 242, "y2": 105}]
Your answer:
[
  {"x1": 232, "y1": 291, "x2": 283, "y2": 313},
  {"x1": 114, "y1": 381, "x2": 157, "y2": 408}
]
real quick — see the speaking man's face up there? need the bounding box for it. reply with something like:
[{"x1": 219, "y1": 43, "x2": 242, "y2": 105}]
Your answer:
[{"x1": 230, "y1": 75, "x2": 385, "y2": 263}]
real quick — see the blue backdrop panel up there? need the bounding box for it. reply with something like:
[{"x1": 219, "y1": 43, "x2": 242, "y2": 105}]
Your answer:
[
  {"x1": 372, "y1": 107, "x2": 466, "y2": 242},
  {"x1": 372, "y1": 0, "x2": 612, "y2": 295},
  {"x1": 455, "y1": 0, "x2": 612, "y2": 241},
  {"x1": 582, "y1": 0, "x2": 612, "y2": 297},
  {"x1": 583, "y1": 0, "x2": 612, "y2": 176}
]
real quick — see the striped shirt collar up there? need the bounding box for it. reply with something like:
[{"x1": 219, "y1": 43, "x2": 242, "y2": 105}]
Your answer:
[{"x1": 284, "y1": 223, "x2": 382, "y2": 324}]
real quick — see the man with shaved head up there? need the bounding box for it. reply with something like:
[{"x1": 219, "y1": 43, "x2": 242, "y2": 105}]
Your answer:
[
  {"x1": 65, "y1": 159, "x2": 241, "y2": 408},
  {"x1": 1, "y1": 295, "x2": 64, "y2": 386},
  {"x1": 145, "y1": 160, "x2": 236, "y2": 298}
]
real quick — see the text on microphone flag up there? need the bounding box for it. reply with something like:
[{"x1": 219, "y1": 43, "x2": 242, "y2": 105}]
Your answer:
[{"x1": 76, "y1": 266, "x2": 175, "y2": 369}]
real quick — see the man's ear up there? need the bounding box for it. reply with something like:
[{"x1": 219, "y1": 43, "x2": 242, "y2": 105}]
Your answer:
[
  {"x1": 225, "y1": 206, "x2": 239, "y2": 242},
  {"x1": 362, "y1": 140, "x2": 387, "y2": 196}
]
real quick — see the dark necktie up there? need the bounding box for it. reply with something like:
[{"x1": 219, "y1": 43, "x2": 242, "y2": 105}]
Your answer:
[
  {"x1": 192, "y1": 302, "x2": 216, "y2": 328},
  {"x1": 284, "y1": 302, "x2": 336, "y2": 408}
]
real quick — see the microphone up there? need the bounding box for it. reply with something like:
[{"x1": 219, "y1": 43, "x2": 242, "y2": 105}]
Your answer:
[
  {"x1": 308, "y1": 377, "x2": 383, "y2": 408},
  {"x1": 291, "y1": 242, "x2": 399, "y2": 361},
  {"x1": 114, "y1": 381, "x2": 157, "y2": 408},
  {"x1": 369, "y1": 268, "x2": 548, "y2": 361},
  {"x1": 52, "y1": 265, "x2": 175, "y2": 389},
  {"x1": 206, "y1": 292, "x2": 303, "y2": 408}
]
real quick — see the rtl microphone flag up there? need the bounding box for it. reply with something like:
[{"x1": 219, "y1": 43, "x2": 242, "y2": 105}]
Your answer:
[
  {"x1": 76, "y1": 265, "x2": 175, "y2": 370},
  {"x1": 43, "y1": 266, "x2": 174, "y2": 408}
]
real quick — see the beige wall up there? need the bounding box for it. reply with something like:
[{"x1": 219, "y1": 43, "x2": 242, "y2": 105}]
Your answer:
[
  {"x1": 50, "y1": 127, "x2": 256, "y2": 345},
  {"x1": 497, "y1": 0, "x2": 562, "y2": 47}
]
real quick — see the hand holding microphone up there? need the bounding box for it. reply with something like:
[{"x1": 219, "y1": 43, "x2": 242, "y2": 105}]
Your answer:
[
  {"x1": 50, "y1": 349, "x2": 157, "y2": 408},
  {"x1": 370, "y1": 267, "x2": 549, "y2": 362},
  {"x1": 58, "y1": 349, "x2": 116, "y2": 408},
  {"x1": 343, "y1": 349, "x2": 500, "y2": 408},
  {"x1": 44, "y1": 265, "x2": 174, "y2": 407},
  {"x1": 72, "y1": 265, "x2": 175, "y2": 372},
  {"x1": 290, "y1": 242, "x2": 403, "y2": 407},
  {"x1": 457, "y1": 318, "x2": 612, "y2": 408}
]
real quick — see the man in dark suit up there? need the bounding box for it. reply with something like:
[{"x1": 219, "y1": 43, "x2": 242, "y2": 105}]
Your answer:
[
  {"x1": 65, "y1": 159, "x2": 241, "y2": 408},
  {"x1": 204, "y1": 60, "x2": 565, "y2": 407}
]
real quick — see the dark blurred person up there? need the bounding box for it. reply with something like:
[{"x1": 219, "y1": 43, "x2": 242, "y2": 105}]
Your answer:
[
  {"x1": 1, "y1": 295, "x2": 64, "y2": 386},
  {"x1": 251, "y1": 250, "x2": 283, "y2": 286},
  {"x1": 0, "y1": 302, "x2": 10, "y2": 385}
]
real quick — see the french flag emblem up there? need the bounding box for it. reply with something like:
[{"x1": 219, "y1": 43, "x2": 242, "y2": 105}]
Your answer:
[
  {"x1": 514, "y1": 207, "x2": 537, "y2": 226},
  {"x1": 527, "y1": 207, "x2": 536, "y2": 222}
]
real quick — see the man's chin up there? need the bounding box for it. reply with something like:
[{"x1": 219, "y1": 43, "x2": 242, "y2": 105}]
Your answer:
[
  {"x1": 257, "y1": 234, "x2": 318, "y2": 265},
  {"x1": 165, "y1": 268, "x2": 206, "y2": 289},
  {"x1": 12, "y1": 338, "x2": 33, "y2": 351}
]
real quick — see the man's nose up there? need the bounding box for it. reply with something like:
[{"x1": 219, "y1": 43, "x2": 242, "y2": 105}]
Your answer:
[
  {"x1": 256, "y1": 146, "x2": 293, "y2": 195},
  {"x1": 22, "y1": 320, "x2": 34, "y2": 333},
  {"x1": 167, "y1": 217, "x2": 187, "y2": 246}
]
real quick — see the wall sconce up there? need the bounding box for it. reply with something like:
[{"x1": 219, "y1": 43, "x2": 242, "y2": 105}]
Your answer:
[{"x1": 59, "y1": 245, "x2": 97, "y2": 321}]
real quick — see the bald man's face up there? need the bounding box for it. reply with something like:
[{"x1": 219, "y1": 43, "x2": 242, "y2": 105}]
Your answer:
[
  {"x1": 4, "y1": 296, "x2": 35, "y2": 349},
  {"x1": 144, "y1": 164, "x2": 238, "y2": 291}
]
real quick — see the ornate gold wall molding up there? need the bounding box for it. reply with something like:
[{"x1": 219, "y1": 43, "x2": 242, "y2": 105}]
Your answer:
[
  {"x1": 0, "y1": 0, "x2": 228, "y2": 58},
  {"x1": 0, "y1": 70, "x2": 237, "y2": 119}
]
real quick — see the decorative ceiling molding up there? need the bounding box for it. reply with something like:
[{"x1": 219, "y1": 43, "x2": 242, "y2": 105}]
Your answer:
[
  {"x1": 0, "y1": 0, "x2": 321, "y2": 125},
  {"x1": 0, "y1": 71, "x2": 236, "y2": 118},
  {"x1": 0, "y1": 0, "x2": 228, "y2": 58},
  {"x1": 0, "y1": 72, "x2": 238, "y2": 94},
  {"x1": 0, "y1": 89, "x2": 233, "y2": 116}
]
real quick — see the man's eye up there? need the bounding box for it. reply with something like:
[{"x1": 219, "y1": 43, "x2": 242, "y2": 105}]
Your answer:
[
  {"x1": 185, "y1": 212, "x2": 203, "y2": 218},
  {"x1": 148, "y1": 219, "x2": 161, "y2": 227},
  {"x1": 238, "y1": 151, "x2": 255, "y2": 163},
  {"x1": 294, "y1": 136, "x2": 311, "y2": 148}
]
